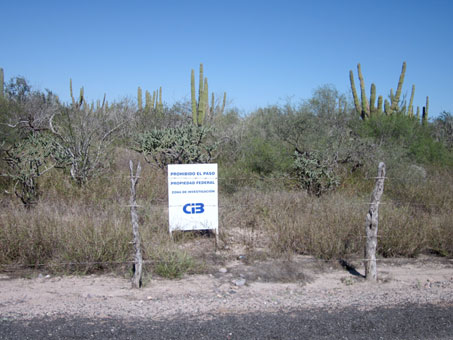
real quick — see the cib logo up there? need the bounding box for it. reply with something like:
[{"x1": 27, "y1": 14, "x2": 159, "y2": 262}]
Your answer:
[{"x1": 183, "y1": 203, "x2": 205, "y2": 214}]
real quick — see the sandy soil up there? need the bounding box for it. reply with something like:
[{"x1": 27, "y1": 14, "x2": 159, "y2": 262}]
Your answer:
[{"x1": 1, "y1": 256, "x2": 452, "y2": 321}]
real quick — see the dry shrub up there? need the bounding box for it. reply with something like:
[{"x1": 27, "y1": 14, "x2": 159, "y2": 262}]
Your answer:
[
  {"x1": 428, "y1": 211, "x2": 453, "y2": 256},
  {"x1": 220, "y1": 189, "x2": 365, "y2": 260},
  {"x1": 378, "y1": 205, "x2": 429, "y2": 257},
  {"x1": 1, "y1": 146, "x2": 452, "y2": 277},
  {"x1": 0, "y1": 201, "x2": 131, "y2": 273}
]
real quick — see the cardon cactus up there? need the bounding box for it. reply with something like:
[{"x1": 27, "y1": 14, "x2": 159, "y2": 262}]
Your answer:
[
  {"x1": 349, "y1": 62, "x2": 426, "y2": 123},
  {"x1": 191, "y1": 63, "x2": 209, "y2": 126},
  {"x1": 0, "y1": 68, "x2": 4, "y2": 98}
]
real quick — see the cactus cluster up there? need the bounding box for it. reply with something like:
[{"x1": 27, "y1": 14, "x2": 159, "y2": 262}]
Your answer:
[
  {"x1": 349, "y1": 62, "x2": 428, "y2": 123},
  {"x1": 191, "y1": 64, "x2": 226, "y2": 126},
  {"x1": 69, "y1": 78, "x2": 108, "y2": 111},
  {"x1": 137, "y1": 86, "x2": 163, "y2": 114}
]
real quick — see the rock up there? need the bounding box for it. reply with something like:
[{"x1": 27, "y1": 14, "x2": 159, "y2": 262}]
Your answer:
[
  {"x1": 233, "y1": 278, "x2": 246, "y2": 287},
  {"x1": 38, "y1": 273, "x2": 44, "y2": 279},
  {"x1": 219, "y1": 267, "x2": 228, "y2": 273},
  {"x1": 45, "y1": 275, "x2": 51, "y2": 279}
]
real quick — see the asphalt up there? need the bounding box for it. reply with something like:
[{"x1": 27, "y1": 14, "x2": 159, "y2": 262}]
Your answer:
[{"x1": 1, "y1": 303, "x2": 452, "y2": 339}]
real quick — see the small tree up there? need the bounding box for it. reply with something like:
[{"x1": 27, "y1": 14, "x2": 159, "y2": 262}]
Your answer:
[
  {"x1": 0, "y1": 77, "x2": 61, "y2": 206},
  {"x1": 49, "y1": 96, "x2": 125, "y2": 186}
]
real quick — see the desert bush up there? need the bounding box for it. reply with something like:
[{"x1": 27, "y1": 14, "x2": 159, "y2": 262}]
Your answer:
[
  {"x1": 152, "y1": 249, "x2": 197, "y2": 279},
  {"x1": 428, "y1": 211, "x2": 453, "y2": 257},
  {"x1": 359, "y1": 114, "x2": 453, "y2": 166},
  {"x1": 433, "y1": 111, "x2": 453, "y2": 150},
  {"x1": 0, "y1": 201, "x2": 131, "y2": 272},
  {"x1": 241, "y1": 136, "x2": 292, "y2": 176},
  {"x1": 378, "y1": 205, "x2": 429, "y2": 257},
  {"x1": 134, "y1": 124, "x2": 219, "y2": 169}
]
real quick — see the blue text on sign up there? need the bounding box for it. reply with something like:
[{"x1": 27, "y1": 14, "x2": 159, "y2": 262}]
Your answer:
[{"x1": 183, "y1": 203, "x2": 205, "y2": 214}]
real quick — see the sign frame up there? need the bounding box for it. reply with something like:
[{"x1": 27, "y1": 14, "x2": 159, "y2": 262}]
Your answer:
[{"x1": 167, "y1": 163, "x2": 218, "y2": 238}]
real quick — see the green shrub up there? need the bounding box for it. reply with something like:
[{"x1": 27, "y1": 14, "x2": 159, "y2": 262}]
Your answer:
[
  {"x1": 242, "y1": 136, "x2": 292, "y2": 176},
  {"x1": 152, "y1": 249, "x2": 197, "y2": 279}
]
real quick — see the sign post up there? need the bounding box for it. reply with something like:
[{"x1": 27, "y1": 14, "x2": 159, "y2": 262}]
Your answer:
[{"x1": 168, "y1": 164, "x2": 218, "y2": 241}]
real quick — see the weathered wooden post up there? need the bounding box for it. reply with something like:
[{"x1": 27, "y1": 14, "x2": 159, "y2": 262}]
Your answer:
[
  {"x1": 365, "y1": 162, "x2": 386, "y2": 281},
  {"x1": 129, "y1": 160, "x2": 143, "y2": 288}
]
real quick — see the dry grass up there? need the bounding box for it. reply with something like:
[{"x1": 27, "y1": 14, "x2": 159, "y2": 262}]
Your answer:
[{"x1": 1, "y1": 149, "x2": 452, "y2": 278}]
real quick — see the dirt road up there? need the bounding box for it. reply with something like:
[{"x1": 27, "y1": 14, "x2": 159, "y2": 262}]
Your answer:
[{"x1": 1, "y1": 256, "x2": 452, "y2": 339}]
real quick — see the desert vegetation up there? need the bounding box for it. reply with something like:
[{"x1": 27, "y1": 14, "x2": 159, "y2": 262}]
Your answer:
[{"x1": 0, "y1": 63, "x2": 452, "y2": 279}]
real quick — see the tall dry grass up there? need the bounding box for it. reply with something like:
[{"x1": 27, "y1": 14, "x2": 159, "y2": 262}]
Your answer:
[{"x1": 1, "y1": 149, "x2": 452, "y2": 277}]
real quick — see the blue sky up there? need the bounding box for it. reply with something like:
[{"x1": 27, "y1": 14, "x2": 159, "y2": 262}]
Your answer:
[{"x1": 2, "y1": 0, "x2": 452, "y2": 117}]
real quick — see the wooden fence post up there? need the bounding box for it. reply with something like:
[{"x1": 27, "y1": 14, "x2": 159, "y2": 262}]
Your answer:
[
  {"x1": 129, "y1": 160, "x2": 143, "y2": 288},
  {"x1": 365, "y1": 162, "x2": 386, "y2": 281}
]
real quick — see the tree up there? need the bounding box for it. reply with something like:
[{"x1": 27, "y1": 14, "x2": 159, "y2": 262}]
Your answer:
[{"x1": 49, "y1": 92, "x2": 126, "y2": 186}]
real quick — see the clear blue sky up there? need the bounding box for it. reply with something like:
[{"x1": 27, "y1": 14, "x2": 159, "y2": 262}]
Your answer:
[{"x1": 2, "y1": 0, "x2": 452, "y2": 117}]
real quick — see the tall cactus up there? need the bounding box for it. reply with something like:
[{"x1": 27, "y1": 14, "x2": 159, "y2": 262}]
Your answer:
[
  {"x1": 370, "y1": 83, "x2": 376, "y2": 116},
  {"x1": 408, "y1": 85, "x2": 415, "y2": 117},
  {"x1": 145, "y1": 90, "x2": 151, "y2": 111},
  {"x1": 70, "y1": 78, "x2": 75, "y2": 105},
  {"x1": 158, "y1": 86, "x2": 163, "y2": 114},
  {"x1": 350, "y1": 70, "x2": 361, "y2": 115},
  {"x1": 350, "y1": 61, "x2": 425, "y2": 122},
  {"x1": 422, "y1": 96, "x2": 429, "y2": 125},
  {"x1": 191, "y1": 63, "x2": 208, "y2": 126},
  {"x1": 221, "y1": 92, "x2": 227, "y2": 115},
  {"x1": 69, "y1": 79, "x2": 85, "y2": 107},
  {"x1": 137, "y1": 87, "x2": 143, "y2": 110},
  {"x1": 349, "y1": 64, "x2": 370, "y2": 119},
  {"x1": 0, "y1": 68, "x2": 4, "y2": 98},
  {"x1": 377, "y1": 96, "x2": 383, "y2": 115},
  {"x1": 191, "y1": 69, "x2": 197, "y2": 122},
  {"x1": 357, "y1": 64, "x2": 369, "y2": 119},
  {"x1": 211, "y1": 92, "x2": 215, "y2": 117},
  {"x1": 390, "y1": 62, "x2": 406, "y2": 113}
]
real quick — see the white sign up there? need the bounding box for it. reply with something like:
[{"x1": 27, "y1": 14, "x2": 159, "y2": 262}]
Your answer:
[{"x1": 168, "y1": 163, "x2": 218, "y2": 234}]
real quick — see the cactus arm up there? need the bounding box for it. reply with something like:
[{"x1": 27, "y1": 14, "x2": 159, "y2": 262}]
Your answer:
[
  {"x1": 0, "y1": 68, "x2": 3, "y2": 98},
  {"x1": 145, "y1": 90, "x2": 151, "y2": 111},
  {"x1": 349, "y1": 70, "x2": 361, "y2": 116},
  {"x1": 391, "y1": 61, "x2": 406, "y2": 112},
  {"x1": 198, "y1": 63, "x2": 204, "y2": 104},
  {"x1": 70, "y1": 78, "x2": 75, "y2": 105},
  {"x1": 221, "y1": 92, "x2": 227, "y2": 115},
  {"x1": 384, "y1": 99, "x2": 390, "y2": 115},
  {"x1": 408, "y1": 84, "x2": 415, "y2": 117},
  {"x1": 211, "y1": 92, "x2": 215, "y2": 116},
  {"x1": 370, "y1": 83, "x2": 376, "y2": 116},
  {"x1": 357, "y1": 63, "x2": 369, "y2": 119},
  {"x1": 422, "y1": 96, "x2": 429, "y2": 125},
  {"x1": 191, "y1": 69, "x2": 197, "y2": 124},
  {"x1": 377, "y1": 96, "x2": 383, "y2": 115},
  {"x1": 158, "y1": 86, "x2": 163, "y2": 113},
  {"x1": 137, "y1": 87, "x2": 142, "y2": 110}
]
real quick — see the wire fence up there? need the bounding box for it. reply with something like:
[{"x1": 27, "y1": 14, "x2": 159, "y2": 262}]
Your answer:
[
  {"x1": 1, "y1": 256, "x2": 451, "y2": 271},
  {"x1": 1, "y1": 167, "x2": 451, "y2": 273}
]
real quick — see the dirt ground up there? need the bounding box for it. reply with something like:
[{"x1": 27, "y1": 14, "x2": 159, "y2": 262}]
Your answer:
[{"x1": 1, "y1": 255, "x2": 452, "y2": 321}]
